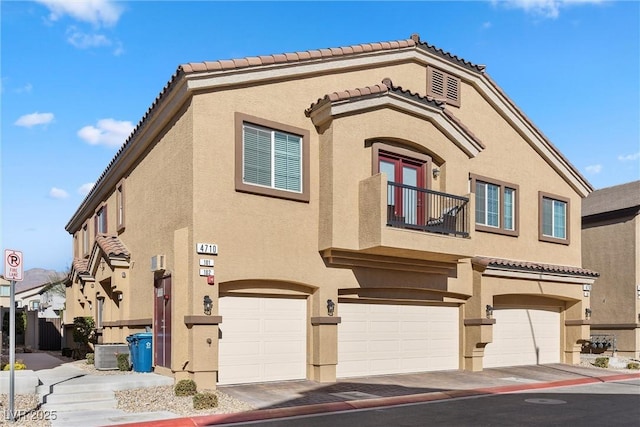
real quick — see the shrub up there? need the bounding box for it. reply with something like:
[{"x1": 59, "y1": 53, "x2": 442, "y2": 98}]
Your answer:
[
  {"x1": 116, "y1": 353, "x2": 131, "y2": 371},
  {"x1": 72, "y1": 316, "x2": 95, "y2": 345},
  {"x1": 86, "y1": 353, "x2": 94, "y2": 365},
  {"x1": 193, "y1": 391, "x2": 218, "y2": 409},
  {"x1": 175, "y1": 379, "x2": 197, "y2": 396},
  {"x1": 3, "y1": 360, "x2": 27, "y2": 370},
  {"x1": 627, "y1": 362, "x2": 640, "y2": 370},
  {"x1": 594, "y1": 357, "x2": 609, "y2": 368}
]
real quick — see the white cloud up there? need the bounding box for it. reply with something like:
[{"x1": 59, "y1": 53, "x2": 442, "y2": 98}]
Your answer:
[
  {"x1": 482, "y1": 21, "x2": 492, "y2": 29},
  {"x1": 66, "y1": 27, "x2": 111, "y2": 49},
  {"x1": 49, "y1": 187, "x2": 69, "y2": 200},
  {"x1": 585, "y1": 164, "x2": 602, "y2": 174},
  {"x1": 77, "y1": 118, "x2": 134, "y2": 148},
  {"x1": 493, "y1": 0, "x2": 605, "y2": 19},
  {"x1": 617, "y1": 152, "x2": 640, "y2": 162},
  {"x1": 35, "y1": 0, "x2": 123, "y2": 27},
  {"x1": 14, "y1": 112, "x2": 54, "y2": 127},
  {"x1": 78, "y1": 183, "x2": 95, "y2": 196},
  {"x1": 15, "y1": 83, "x2": 33, "y2": 94}
]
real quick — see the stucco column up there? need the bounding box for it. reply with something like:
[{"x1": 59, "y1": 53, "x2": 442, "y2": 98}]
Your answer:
[
  {"x1": 308, "y1": 290, "x2": 340, "y2": 382},
  {"x1": 463, "y1": 267, "x2": 495, "y2": 371},
  {"x1": 564, "y1": 301, "x2": 591, "y2": 364}
]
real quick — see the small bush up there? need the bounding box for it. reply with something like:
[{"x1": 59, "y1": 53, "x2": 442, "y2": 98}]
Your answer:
[
  {"x1": 175, "y1": 379, "x2": 197, "y2": 396},
  {"x1": 86, "y1": 353, "x2": 94, "y2": 365},
  {"x1": 627, "y1": 362, "x2": 640, "y2": 370},
  {"x1": 3, "y1": 360, "x2": 27, "y2": 370},
  {"x1": 594, "y1": 357, "x2": 609, "y2": 368},
  {"x1": 193, "y1": 391, "x2": 218, "y2": 409},
  {"x1": 116, "y1": 353, "x2": 131, "y2": 371}
]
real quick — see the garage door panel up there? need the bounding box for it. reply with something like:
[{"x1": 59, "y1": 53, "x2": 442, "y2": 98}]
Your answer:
[
  {"x1": 338, "y1": 303, "x2": 459, "y2": 378},
  {"x1": 484, "y1": 308, "x2": 560, "y2": 368},
  {"x1": 218, "y1": 297, "x2": 306, "y2": 385}
]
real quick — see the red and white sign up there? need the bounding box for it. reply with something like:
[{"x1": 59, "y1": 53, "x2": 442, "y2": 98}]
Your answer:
[{"x1": 4, "y1": 249, "x2": 23, "y2": 281}]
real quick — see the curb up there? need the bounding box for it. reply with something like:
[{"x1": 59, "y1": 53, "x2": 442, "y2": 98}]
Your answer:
[{"x1": 111, "y1": 372, "x2": 640, "y2": 427}]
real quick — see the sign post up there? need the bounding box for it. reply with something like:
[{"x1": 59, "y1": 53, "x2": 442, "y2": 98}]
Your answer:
[{"x1": 4, "y1": 249, "x2": 23, "y2": 422}]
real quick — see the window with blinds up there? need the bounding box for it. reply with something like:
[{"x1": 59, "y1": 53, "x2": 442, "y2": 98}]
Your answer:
[
  {"x1": 427, "y1": 66, "x2": 461, "y2": 107},
  {"x1": 243, "y1": 123, "x2": 302, "y2": 193}
]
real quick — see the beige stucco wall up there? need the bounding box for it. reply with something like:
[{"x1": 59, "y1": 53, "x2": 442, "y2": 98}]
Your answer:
[{"x1": 66, "y1": 49, "x2": 591, "y2": 387}]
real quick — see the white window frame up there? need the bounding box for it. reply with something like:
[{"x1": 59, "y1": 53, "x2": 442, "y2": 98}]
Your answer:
[
  {"x1": 242, "y1": 123, "x2": 302, "y2": 193},
  {"x1": 235, "y1": 113, "x2": 310, "y2": 203}
]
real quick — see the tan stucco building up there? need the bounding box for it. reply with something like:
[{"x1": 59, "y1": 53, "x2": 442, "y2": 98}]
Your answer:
[
  {"x1": 582, "y1": 181, "x2": 640, "y2": 358},
  {"x1": 65, "y1": 34, "x2": 597, "y2": 389}
]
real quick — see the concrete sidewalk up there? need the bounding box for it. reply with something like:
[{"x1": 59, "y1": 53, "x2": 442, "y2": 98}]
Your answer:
[{"x1": 113, "y1": 363, "x2": 640, "y2": 427}]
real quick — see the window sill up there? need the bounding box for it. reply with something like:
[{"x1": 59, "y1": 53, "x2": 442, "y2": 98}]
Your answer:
[{"x1": 475, "y1": 225, "x2": 519, "y2": 237}]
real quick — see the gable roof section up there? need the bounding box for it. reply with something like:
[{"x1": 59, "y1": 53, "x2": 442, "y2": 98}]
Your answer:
[
  {"x1": 582, "y1": 180, "x2": 640, "y2": 218},
  {"x1": 305, "y1": 78, "x2": 485, "y2": 157},
  {"x1": 66, "y1": 33, "x2": 591, "y2": 233},
  {"x1": 69, "y1": 235, "x2": 130, "y2": 286}
]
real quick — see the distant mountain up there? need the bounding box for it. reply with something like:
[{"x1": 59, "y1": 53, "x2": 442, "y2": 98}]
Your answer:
[{"x1": 15, "y1": 268, "x2": 66, "y2": 293}]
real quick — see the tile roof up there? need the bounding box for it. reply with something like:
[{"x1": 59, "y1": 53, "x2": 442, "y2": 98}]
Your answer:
[
  {"x1": 305, "y1": 78, "x2": 444, "y2": 114},
  {"x1": 305, "y1": 78, "x2": 485, "y2": 150},
  {"x1": 72, "y1": 258, "x2": 90, "y2": 275},
  {"x1": 472, "y1": 256, "x2": 599, "y2": 277},
  {"x1": 96, "y1": 234, "x2": 130, "y2": 259},
  {"x1": 180, "y1": 37, "x2": 418, "y2": 74}
]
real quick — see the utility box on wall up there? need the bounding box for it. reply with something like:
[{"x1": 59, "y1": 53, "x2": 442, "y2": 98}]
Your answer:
[{"x1": 94, "y1": 343, "x2": 130, "y2": 370}]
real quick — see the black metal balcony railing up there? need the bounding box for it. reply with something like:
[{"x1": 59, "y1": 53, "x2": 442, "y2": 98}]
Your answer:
[{"x1": 386, "y1": 182, "x2": 469, "y2": 237}]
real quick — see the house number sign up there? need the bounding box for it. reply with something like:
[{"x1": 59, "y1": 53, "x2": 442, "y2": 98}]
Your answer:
[{"x1": 196, "y1": 243, "x2": 218, "y2": 255}]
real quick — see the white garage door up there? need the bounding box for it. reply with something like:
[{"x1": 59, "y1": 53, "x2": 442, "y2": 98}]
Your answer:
[
  {"x1": 484, "y1": 308, "x2": 560, "y2": 368},
  {"x1": 337, "y1": 303, "x2": 459, "y2": 378},
  {"x1": 218, "y1": 296, "x2": 306, "y2": 385}
]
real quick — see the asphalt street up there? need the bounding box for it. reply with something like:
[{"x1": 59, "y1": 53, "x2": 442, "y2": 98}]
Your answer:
[{"x1": 216, "y1": 379, "x2": 640, "y2": 427}]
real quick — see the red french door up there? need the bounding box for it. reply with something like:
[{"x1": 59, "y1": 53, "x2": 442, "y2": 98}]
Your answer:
[
  {"x1": 154, "y1": 275, "x2": 172, "y2": 369},
  {"x1": 379, "y1": 153, "x2": 427, "y2": 226}
]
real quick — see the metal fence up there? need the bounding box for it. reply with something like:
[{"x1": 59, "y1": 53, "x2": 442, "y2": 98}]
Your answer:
[{"x1": 386, "y1": 182, "x2": 469, "y2": 237}]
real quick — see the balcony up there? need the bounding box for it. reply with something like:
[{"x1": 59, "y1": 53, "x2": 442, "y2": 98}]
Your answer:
[{"x1": 386, "y1": 182, "x2": 469, "y2": 237}]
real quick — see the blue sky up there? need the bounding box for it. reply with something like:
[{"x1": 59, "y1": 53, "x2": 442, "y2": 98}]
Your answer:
[{"x1": 1, "y1": 0, "x2": 639, "y2": 272}]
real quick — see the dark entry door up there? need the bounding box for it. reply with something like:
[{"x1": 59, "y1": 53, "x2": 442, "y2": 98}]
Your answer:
[
  {"x1": 379, "y1": 153, "x2": 427, "y2": 226},
  {"x1": 154, "y1": 275, "x2": 172, "y2": 368}
]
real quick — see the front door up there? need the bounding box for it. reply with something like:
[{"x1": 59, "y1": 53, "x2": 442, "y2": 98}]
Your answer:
[
  {"x1": 154, "y1": 275, "x2": 172, "y2": 368},
  {"x1": 379, "y1": 152, "x2": 428, "y2": 225}
]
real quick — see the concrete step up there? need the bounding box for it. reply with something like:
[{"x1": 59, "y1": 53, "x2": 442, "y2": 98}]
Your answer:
[
  {"x1": 41, "y1": 397, "x2": 118, "y2": 412},
  {"x1": 42, "y1": 390, "x2": 115, "y2": 404},
  {"x1": 51, "y1": 409, "x2": 179, "y2": 427}
]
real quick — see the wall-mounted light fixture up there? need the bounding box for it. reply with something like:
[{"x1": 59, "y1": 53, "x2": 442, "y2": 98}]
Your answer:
[
  {"x1": 432, "y1": 167, "x2": 441, "y2": 179},
  {"x1": 585, "y1": 308, "x2": 592, "y2": 320},
  {"x1": 118, "y1": 293, "x2": 123, "y2": 301},
  {"x1": 121, "y1": 272, "x2": 126, "y2": 278},
  {"x1": 486, "y1": 304, "x2": 494, "y2": 319},
  {"x1": 203, "y1": 295, "x2": 213, "y2": 316},
  {"x1": 327, "y1": 299, "x2": 335, "y2": 317}
]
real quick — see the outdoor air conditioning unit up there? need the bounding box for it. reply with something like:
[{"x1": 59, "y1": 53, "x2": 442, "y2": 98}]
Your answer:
[
  {"x1": 151, "y1": 255, "x2": 166, "y2": 272},
  {"x1": 94, "y1": 344, "x2": 130, "y2": 370}
]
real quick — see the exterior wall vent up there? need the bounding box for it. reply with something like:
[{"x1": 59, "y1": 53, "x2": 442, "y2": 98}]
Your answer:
[{"x1": 151, "y1": 255, "x2": 166, "y2": 272}]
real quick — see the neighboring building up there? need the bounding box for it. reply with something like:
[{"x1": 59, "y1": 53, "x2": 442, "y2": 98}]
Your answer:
[
  {"x1": 582, "y1": 181, "x2": 640, "y2": 358},
  {"x1": 0, "y1": 276, "x2": 10, "y2": 308},
  {"x1": 65, "y1": 34, "x2": 596, "y2": 389}
]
